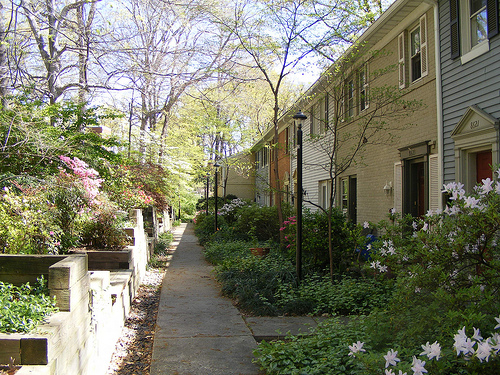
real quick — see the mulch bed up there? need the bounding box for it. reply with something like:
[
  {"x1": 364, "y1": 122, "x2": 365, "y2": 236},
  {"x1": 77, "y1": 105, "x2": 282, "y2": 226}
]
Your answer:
[{"x1": 106, "y1": 256, "x2": 168, "y2": 375}]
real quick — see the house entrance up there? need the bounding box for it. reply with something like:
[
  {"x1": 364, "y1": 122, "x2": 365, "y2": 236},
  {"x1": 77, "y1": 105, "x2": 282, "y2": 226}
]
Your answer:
[{"x1": 404, "y1": 159, "x2": 427, "y2": 218}]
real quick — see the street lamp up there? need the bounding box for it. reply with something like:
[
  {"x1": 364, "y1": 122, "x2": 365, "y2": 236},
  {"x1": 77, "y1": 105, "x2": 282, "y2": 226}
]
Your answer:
[
  {"x1": 293, "y1": 110, "x2": 307, "y2": 282},
  {"x1": 214, "y1": 161, "x2": 221, "y2": 233}
]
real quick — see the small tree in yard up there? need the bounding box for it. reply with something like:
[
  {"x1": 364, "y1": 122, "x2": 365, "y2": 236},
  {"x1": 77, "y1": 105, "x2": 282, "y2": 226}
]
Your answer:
[{"x1": 303, "y1": 45, "x2": 423, "y2": 281}]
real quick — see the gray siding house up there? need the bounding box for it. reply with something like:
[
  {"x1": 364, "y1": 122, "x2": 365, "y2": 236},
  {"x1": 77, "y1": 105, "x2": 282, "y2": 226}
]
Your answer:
[{"x1": 440, "y1": 0, "x2": 500, "y2": 191}]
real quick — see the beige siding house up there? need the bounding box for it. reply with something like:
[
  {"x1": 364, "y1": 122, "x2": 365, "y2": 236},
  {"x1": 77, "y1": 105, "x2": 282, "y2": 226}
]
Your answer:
[{"x1": 284, "y1": 0, "x2": 442, "y2": 224}]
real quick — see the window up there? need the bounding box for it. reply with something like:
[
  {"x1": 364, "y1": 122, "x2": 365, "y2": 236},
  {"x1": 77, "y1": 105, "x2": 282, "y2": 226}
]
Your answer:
[
  {"x1": 311, "y1": 97, "x2": 329, "y2": 134},
  {"x1": 398, "y1": 14, "x2": 428, "y2": 88},
  {"x1": 410, "y1": 26, "x2": 422, "y2": 81},
  {"x1": 318, "y1": 180, "x2": 332, "y2": 210},
  {"x1": 285, "y1": 127, "x2": 290, "y2": 154},
  {"x1": 450, "y1": 0, "x2": 499, "y2": 61},
  {"x1": 359, "y1": 65, "x2": 369, "y2": 111},
  {"x1": 346, "y1": 79, "x2": 354, "y2": 118},
  {"x1": 340, "y1": 176, "x2": 357, "y2": 222},
  {"x1": 470, "y1": 0, "x2": 488, "y2": 46}
]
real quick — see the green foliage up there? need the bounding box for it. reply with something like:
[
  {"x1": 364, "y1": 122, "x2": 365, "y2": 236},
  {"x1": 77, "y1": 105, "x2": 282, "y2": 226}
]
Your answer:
[
  {"x1": 254, "y1": 317, "x2": 369, "y2": 375},
  {"x1": 106, "y1": 162, "x2": 171, "y2": 211},
  {"x1": 0, "y1": 98, "x2": 122, "y2": 179},
  {"x1": 232, "y1": 204, "x2": 284, "y2": 242},
  {"x1": 281, "y1": 209, "x2": 359, "y2": 272},
  {"x1": 0, "y1": 184, "x2": 62, "y2": 254},
  {"x1": 204, "y1": 240, "x2": 392, "y2": 317},
  {"x1": 79, "y1": 206, "x2": 128, "y2": 250},
  {"x1": 0, "y1": 278, "x2": 59, "y2": 333},
  {"x1": 274, "y1": 275, "x2": 394, "y2": 316},
  {"x1": 155, "y1": 231, "x2": 174, "y2": 254}
]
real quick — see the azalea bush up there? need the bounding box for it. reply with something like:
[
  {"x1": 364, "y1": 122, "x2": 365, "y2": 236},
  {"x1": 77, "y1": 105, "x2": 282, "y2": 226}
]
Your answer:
[{"x1": 255, "y1": 172, "x2": 500, "y2": 374}]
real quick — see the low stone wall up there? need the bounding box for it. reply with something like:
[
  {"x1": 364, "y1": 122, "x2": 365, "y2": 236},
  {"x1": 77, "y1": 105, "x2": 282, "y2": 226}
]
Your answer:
[{"x1": 0, "y1": 208, "x2": 152, "y2": 375}]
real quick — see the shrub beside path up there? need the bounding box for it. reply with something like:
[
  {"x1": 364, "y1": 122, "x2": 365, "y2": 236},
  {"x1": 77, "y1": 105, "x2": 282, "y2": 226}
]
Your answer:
[{"x1": 150, "y1": 223, "x2": 261, "y2": 375}]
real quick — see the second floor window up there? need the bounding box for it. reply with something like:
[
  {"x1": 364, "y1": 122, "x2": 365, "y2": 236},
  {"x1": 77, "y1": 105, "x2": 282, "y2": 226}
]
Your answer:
[
  {"x1": 470, "y1": 0, "x2": 488, "y2": 46},
  {"x1": 410, "y1": 26, "x2": 422, "y2": 81}
]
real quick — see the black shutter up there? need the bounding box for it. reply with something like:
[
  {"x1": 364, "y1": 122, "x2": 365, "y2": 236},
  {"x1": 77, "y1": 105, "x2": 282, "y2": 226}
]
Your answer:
[
  {"x1": 487, "y1": 0, "x2": 499, "y2": 38},
  {"x1": 450, "y1": 0, "x2": 461, "y2": 59}
]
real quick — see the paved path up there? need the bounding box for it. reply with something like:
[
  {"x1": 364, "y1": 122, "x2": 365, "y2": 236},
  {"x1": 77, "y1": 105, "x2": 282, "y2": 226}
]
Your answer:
[{"x1": 150, "y1": 223, "x2": 261, "y2": 375}]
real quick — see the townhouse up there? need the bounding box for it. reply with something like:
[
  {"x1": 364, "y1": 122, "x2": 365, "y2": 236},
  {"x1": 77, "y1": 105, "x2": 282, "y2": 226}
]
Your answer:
[
  {"x1": 249, "y1": 0, "x2": 500, "y2": 224},
  {"x1": 439, "y1": 0, "x2": 500, "y2": 191},
  {"x1": 276, "y1": 0, "x2": 441, "y2": 224}
]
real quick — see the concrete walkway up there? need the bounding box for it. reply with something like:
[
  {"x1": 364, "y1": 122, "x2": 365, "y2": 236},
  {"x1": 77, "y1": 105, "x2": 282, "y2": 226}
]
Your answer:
[{"x1": 150, "y1": 223, "x2": 321, "y2": 375}]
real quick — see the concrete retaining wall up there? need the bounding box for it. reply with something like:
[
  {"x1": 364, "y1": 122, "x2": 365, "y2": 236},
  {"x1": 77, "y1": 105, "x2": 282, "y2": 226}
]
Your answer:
[{"x1": 0, "y1": 208, "x2": 156, "y2": 375}]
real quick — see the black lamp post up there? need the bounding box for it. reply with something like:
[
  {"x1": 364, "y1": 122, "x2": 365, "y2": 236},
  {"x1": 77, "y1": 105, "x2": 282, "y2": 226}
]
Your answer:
[
  {"x1": 205, "y1": 174, "x2": 209, "y2": 216},
  {"x1": 293, "y1": 110, "x2": 307, "y2": 282},
  {"x1": 214, "y1": 161, "x2": 220, "y2": 232}
]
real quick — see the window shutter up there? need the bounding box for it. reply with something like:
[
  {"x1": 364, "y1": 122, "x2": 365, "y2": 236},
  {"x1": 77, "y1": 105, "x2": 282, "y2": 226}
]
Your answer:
[
  {"x1": 487, "y1": 0, "x2": 499, "y2": 38},
  {"x1": 420, "y1": 14, "x2": 428, "y2": 77},
  {"x1": 429, "y1": 154, "x2": 440, "y2": 211},
  {"x1": 394, "y1": 162, "x2": 403, "y2": 214},
  {"x1": 398, "y1": 33, "x2": 406, "y2": 89},
  {"x1": 450, "y1": 0, "x2": 461, "y2": 59}
]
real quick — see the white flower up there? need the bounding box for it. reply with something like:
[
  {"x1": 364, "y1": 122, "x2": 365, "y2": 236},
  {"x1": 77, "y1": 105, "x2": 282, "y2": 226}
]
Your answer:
[
  {"x1": 476, "y1": 340, "x2": 492, "y2": 362},
  {"x1": 494, "y1": 315, "x2": 500, "y2": 330},
  {"x1": 481, "y1": 178, "x2": 494, "y2": 194},
  {"x1": 422, "y1": 223, "x2": 429, "y2": 231},
  {"x1": 425, "y1": 210, "x2": 434, "y2": 217},
  {"x1": 390, "y1": 208, "x2": 397, "y2": 214},
  {"x1": 472, "y1": 327, "x2": 483, "y2": 341},
  {"x1": 464, "y1": 196, "x2": 481, "y2": 209},
  {"x1": 348, "y1": 341, "x2": 366, "y2": 357},
  {"x1": 383, "y1": 349, "x2": 400, "y2": 368},
  {"x1": 363, "y1": 221, "x2": 370, "y2": 228},
  {"x1": 378, "y1": 264, "x2": 388, "y2": 273},
  {"x1": 411, "y1": 356, "x2": 427, "y2": 375},
  {"x1": 491, "y1": 333, "x2": 500, "y2": 354},
  {"x1": 412, "y1": 221, "x2": 418, "y2": 230},
  {"x1": 387, "y1": 246, "x2": 396, "y2": 256},
  {"x1": 420, "y1": 341, "x2": 441, "y2": 360},
  {"x1": 370, "y1": 261, "x2": 381, "y2": 269},
  {"x1": 385, "y1": 370, "x2": 395, "y2": 375}
]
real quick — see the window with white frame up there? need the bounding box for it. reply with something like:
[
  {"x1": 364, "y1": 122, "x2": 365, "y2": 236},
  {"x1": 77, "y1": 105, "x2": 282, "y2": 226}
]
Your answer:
[
  {"x1": 311, "y1": 97, "x2": 329, "y2": 135},
  {"x1": 359, "y1": 65, "x2": 369, "y2": 112},
  {"x1": 346, "y1": 79, "x2": 354, "y2": 118},
  {"x1": 410, "y1": 26, "x2": 422, "y2": 81},
  {"x1": 450, "y1": 0, "x2": 499, "y2": 62},
  {"x1": 318, "y1": 180, "x2": 331, "y2": 210},
  {"x1": 398, "y1": 14, "x2": 428, "y2": 88}
]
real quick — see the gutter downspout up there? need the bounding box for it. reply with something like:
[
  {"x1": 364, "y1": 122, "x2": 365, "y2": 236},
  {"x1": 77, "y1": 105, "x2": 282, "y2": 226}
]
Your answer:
[{"x1": 433, "y1": 0, "x2": 444, "y2": 208}]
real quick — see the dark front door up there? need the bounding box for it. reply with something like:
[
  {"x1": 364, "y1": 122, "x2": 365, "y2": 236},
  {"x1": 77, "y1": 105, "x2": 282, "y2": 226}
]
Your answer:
[
  {"x1": 476, "y1": 150, "x2": 492, "y2": 183},
  {"x1": 404, "y1": 160, "x2": 427, "y2": 218}
]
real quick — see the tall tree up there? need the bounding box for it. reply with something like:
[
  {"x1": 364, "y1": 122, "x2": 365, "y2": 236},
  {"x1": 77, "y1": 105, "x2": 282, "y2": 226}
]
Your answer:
[
  {"x1": 302, "y1": 46, "x2": 422, "y2": 280},
  {"x1": 106, "y1": 0, "x2": 236, "y2": 161},
  {"x1": 212, "y1": 0, "x2": 373, "y2": 244}
]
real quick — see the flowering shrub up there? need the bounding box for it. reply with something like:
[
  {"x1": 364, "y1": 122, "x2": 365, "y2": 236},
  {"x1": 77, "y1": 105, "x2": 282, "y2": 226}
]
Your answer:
[
  {"x1": 59, "y1": 155, "x2": 103, "y2": 203},
  {"x1": 255, "y1": 173, "x2": 500, "y2": 374},
  {"x1": 348, "y1": 321, "x2": 500, "y2": 374},
  {"x1": 218, "y1": 198, "x2": 249, "y2": 223},
  {"x1": 79, "y1": 206, "x2": 128, "y2": 249},
  {"x1": 0, "y1": 185, "x2": 62, "y2": 254}
]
